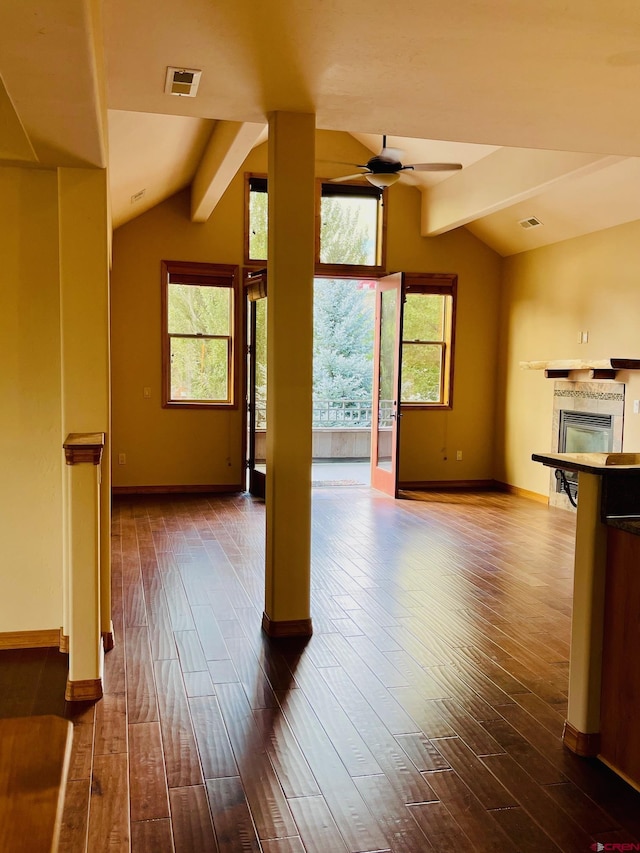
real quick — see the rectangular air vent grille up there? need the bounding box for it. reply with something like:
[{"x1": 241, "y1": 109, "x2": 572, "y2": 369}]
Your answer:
[
  {"x1": 165, "y1": 67, "x2": 202, "y2": 97},
  {"x1": 519, "y1": 216, "x2": 544, "y2": 229}
]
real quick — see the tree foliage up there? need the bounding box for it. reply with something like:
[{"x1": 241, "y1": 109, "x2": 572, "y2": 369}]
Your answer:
[
  {"x1": 313, "y1": 197, "x2": 376, "y2": 417},
  {"x1": 168, "y1": 284, "x2": 231, "y2": 401},
  {"x1": 401, "y1": 293, "x2": 446, "y2": 403},
  {"x1": 313, "y1": 279, "x2": 374, "y2": 402}
]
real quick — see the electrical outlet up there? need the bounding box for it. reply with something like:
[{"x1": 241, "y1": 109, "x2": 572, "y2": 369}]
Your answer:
[
  {"x1": 456, "y1": 450, "x2": 463, "y2": 461},
  {"x1": 118, "y1": 453, "x2": 126, "y2": 465},
  {"x1": 634, "y1": 400, "x2": 640, "y2": 415},
  {"x1": 143, "y1": 386, "x2": 151, "y2": 398}
]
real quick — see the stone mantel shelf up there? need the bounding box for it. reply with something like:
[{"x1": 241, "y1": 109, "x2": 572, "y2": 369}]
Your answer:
[{"x1": 520, "y1": 358, "x2": 640, "y2": 380}]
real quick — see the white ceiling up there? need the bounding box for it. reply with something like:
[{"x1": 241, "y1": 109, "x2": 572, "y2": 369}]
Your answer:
[{"x1": 4, "y1": 0, "x2": 640, "y2": 255}]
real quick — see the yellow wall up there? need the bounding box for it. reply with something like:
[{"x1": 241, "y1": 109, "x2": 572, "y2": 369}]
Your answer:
[
  {"x1": 111, "y1": 131, "x2": 502, "y2": 488},
  {"x1": 0, "y1": 165, "x2": 111, "y2": 637},
  {"x1": 110, "y1": 189, "x2": 245, "y2": 489},
  {"x1": 385, "y1": 180, "x2": 503, "y2": 482},
  {"x1": 497, "y1": 219, "x2": 640, "y2": 496},
  {"x1": 0, "y1": 167, "x2": 64, "y2": 631}
]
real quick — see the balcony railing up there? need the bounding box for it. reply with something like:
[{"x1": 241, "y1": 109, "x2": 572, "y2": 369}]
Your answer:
[{"x1": 254, "y1": 399, "x2": 394, "y2": 430}]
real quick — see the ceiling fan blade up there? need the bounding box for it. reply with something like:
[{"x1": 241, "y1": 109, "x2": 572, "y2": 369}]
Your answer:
[
  {"x1": 317, "y1": 160, "x2": 367, "y2": 167},
  {"x1": 379, "y1": 146, "x2": 404, "y2": 163},
  {"x1": 406, "y1": 162, "x2": 463, "y2": 172},
  {"x1": 329, "y1": 172, "x2": 369, "y2": 183}
]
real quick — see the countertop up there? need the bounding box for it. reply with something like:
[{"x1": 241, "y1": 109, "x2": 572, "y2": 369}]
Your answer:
[
  {"x1": 606, "y1": 517, "x2": 640, "y2": 535},
  {"x1": 532, "y1": 451, "x2": 640, "y2": 475},
  {"x1": 532, "y1": 451, "x2": 640, "y2": 530}
]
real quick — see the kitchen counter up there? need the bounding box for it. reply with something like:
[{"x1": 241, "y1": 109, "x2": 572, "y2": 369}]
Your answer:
[
  {"x1": 533, "y1": 450, "x2": 640, "y2": 790},
  {"x1": 533, "y1": 452, "x2": 640, "y2": 519}
]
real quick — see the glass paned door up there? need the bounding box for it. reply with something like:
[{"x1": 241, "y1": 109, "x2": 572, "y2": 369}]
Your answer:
[
  {"x1": 246, "y1": 273, "x2": 267, "y2": 498},
  {"x1": 371, "y1": 273, "x2": 403, "y2": 496}
]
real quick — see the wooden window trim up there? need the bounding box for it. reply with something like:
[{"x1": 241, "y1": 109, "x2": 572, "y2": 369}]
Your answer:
[
  {"x1": 401, "y1": 273, "x2": 457, "y2": 410},
  {"x1": 161, "y1": 260, "x2": 240, "y2": 409}
]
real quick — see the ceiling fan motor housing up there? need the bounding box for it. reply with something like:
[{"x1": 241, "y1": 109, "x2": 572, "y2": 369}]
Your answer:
[{"x1": 367, "y1": 155, "x2": 403, "y2": 173}]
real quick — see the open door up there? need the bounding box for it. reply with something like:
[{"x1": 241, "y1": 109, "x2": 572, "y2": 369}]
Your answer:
[
  {"x1": 246, "y1": 270, "x2": 267, "y2": 498},
  {"x1": 371, "y1": 272, "x2": 403, "y2": 496}
]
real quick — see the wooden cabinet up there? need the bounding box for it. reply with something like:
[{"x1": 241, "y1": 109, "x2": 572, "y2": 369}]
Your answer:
[{"x1": 600, "y1": 526, "x2": 640, "y2": 788}]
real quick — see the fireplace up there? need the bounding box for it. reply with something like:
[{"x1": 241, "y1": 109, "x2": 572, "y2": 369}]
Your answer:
[
  {"x1": 550, "y1": 381, "x2": 624, "y2": 510},
  {"x1": 555, "y1": 410, "x2": 614, "y2": 502}
]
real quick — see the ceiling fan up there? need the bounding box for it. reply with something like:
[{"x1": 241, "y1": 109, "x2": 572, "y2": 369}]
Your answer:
[{"x1": 332, "y1": 135, "x2": 463, "y2": 188}]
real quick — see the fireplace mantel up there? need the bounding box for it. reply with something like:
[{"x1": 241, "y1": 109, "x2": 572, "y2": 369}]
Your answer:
[{"x1": 520, "y1": 358, "x2": 640, "y2": 380}]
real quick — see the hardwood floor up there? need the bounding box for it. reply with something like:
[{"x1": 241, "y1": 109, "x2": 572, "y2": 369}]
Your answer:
[{"x1": 4, "y1": 487, "x2": 640, "y2": 851}]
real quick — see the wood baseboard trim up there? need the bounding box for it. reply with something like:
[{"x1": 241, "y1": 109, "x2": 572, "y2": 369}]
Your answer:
[
  {"x1": 0, "y1": 629, "x2": 61, "y2": 650},
  {"x1": 112, "y1": 484, "x2": 243, "y2": 496},
  {"x1": 102, "y1": 629, "x2": 115, "y2": 652},
  {"x1": 398, "y1": 479, "x2": 496, "y2": 491},
  {"x1": 65, "y1": 677, "x2": 103, "y2": 702},
  {"x1": 563, "y1": 721, "x2": 600, "y2": 756},
  {"x1": 494, "y1": 481, "x2": 549, "y2": 504},
  {"x1": 261, "y1": 612, "x2": 313, "y2": 638},
  {"x1": 59, "y1": 630, "x2": 69, "y2": 653}
]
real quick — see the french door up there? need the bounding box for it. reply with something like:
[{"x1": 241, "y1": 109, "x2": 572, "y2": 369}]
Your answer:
[
  {"x1": 370, "y1": 272, "x2": 403, "y2": 497},
  {"x1": 246, "y1": 271, "x2": 267, "y2": 498}
]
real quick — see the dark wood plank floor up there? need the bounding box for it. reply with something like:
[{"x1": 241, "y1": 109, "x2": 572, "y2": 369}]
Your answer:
[{"x1": 4, "y1": 487, "x2": 640, "y2": 852}]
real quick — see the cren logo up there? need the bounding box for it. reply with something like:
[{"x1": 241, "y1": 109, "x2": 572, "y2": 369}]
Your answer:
[{"x1": 590, "y1": 844, "x2": 640, "y2": 851}]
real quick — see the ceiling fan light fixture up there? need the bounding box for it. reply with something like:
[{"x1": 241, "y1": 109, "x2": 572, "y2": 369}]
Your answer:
[{"x1": 365, "y1": 172, "x2": 400, "y2": 189}]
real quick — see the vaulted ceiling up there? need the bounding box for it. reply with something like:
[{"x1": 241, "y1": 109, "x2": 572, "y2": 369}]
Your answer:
[{"x1": 3, "y1": 0, "x2": 640, "y2": 255}]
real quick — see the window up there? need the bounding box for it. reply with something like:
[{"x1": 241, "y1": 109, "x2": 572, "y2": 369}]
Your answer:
[
  {"x1": 246, "y1": 175, "x2": 267, "y2": 263},
  {"x1": 161, "y1": 261, "x2": 239, "y2": 407},
  {"x1": 244, "y1": 174, "x2": 387, "y2": 275},
  {"x1": 317, "y1": 182, "x2": 386, "y2": 274},
  {"x1": 401, "y1": 275, "x2": 457, "y2": 408}
]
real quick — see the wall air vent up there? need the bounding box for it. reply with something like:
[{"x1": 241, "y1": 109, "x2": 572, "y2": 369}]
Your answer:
[
  {"x1": 165, "y1": 67, "x2": 202, "y2": 97},
  {"x1": 130, "y1": 189, "x2": 145, "y2": 204},
  {"x1": 519, "y1": 215, "x2": 544, "y2": 229}
]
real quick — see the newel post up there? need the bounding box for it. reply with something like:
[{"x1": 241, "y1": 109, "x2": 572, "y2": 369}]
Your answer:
[{"x1": 63, "y1": 432, "x2": 106, "y2": 702}]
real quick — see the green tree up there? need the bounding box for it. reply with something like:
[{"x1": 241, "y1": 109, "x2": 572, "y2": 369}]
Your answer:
[
  {"x1": 168, "y1": 283, "x2": 231, "y2": 401},
  {"x1": 401, "y1": 293, "x2": 446, "y2": 403},
  {"x1": 249, "y1": 189, "x2": 268, "y2": 260},
  {"x1": 313, "y1": 279, "x2": 374, "y2": 406},
  {"x1": 313, "y1": 197, "x2": 376, "y2": 424}
]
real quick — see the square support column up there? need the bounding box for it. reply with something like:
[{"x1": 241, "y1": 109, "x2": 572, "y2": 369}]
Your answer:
[{"x1": 262, "y1": 112, "x2": 315, "y2": 638}]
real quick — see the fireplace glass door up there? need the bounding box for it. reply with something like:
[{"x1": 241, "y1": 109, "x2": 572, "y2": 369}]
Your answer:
[{"x1": 557, "y1": 410, "x2": 613, "y2": 498}]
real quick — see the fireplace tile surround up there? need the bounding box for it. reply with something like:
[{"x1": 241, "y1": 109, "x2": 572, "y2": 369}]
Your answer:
[{"x1": 549, "y1": 381, "x2": 624, "y2": 510}]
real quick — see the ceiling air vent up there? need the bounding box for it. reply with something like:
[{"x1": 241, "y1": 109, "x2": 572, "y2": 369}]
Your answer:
[
  {"x1": 165, "y1": 67, "x2": 202, "y2": 97},
  {"x1": 519, "y1": 215, "x2": 544, "y2": 230}
]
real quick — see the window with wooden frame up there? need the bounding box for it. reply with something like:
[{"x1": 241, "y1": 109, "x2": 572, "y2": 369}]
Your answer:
[
  {"x1": 316, "y1": 181, "x2": 386, "y2": 276},
  {"x1": 245, "y1": 175, "x2": 268, "y2": 264},
  {"x1": 401, "y1": 274, "x2": 457, "y2": 408},
  {"x1": 161, "y1": 261, "x2": 239, "y2": 408},
  {"x1": 244, "y1": 173, "x2": 387, "y2": 276}
]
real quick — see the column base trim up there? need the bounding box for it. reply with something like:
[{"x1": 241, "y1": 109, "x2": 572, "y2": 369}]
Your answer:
[
  {"x1": 59, "y1": 630, "x2": 69, "y2": 653},
  {"x1": 262, "y1": 612, "x2": 313, "y2": 638},
  {"x1": 102, "y1": 628, "x2": 115, "y2": 652},
  {"x1": 563, "y1": 721, "x2": 601, "y2": 756},
  {"x1": 65, "y1": 677, "x2": 103, "y2": 702}
]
